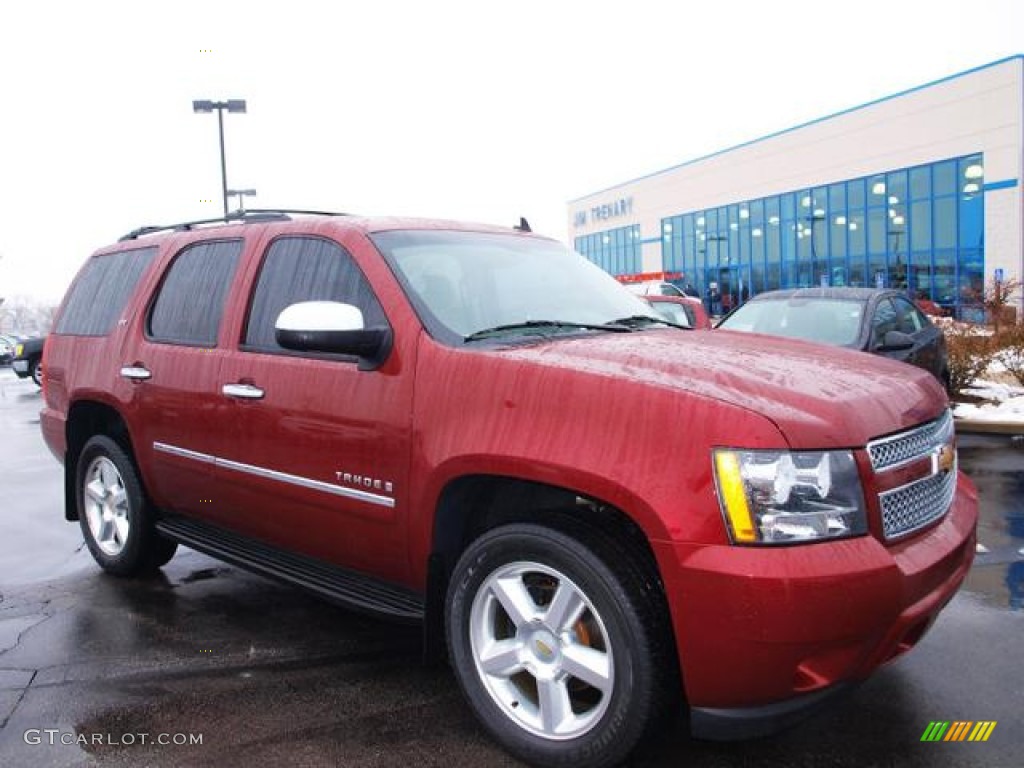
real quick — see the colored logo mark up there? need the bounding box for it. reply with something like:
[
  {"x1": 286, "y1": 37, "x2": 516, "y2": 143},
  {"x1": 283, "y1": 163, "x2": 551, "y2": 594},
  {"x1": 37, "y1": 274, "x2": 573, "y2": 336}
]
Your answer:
[{"x1": 921, "y1": 721, "x2": 997, "y2": 742}]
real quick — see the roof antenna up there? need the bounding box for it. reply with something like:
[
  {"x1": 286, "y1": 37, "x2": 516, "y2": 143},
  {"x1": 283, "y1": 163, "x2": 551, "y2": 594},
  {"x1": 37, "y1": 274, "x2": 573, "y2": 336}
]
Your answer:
[{"x1": 515, "y1": 217, "x2": 532, "y2": 232}]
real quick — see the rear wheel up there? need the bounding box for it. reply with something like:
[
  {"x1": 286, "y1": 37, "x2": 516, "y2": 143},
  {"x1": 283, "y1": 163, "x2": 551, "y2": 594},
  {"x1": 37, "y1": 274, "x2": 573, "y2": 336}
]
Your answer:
[
  {"x1": 77, "y1": 435, "x2": 177, "y2": 575},
  {"x1": 446, "y1": 523, "x2": 674, "y2": 768}
]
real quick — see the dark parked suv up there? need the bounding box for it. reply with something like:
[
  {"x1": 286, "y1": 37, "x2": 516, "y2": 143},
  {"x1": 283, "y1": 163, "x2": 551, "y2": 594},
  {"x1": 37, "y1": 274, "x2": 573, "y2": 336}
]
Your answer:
[{"x1": 40, "y1": 210, "x2": 976, "y2": 767}]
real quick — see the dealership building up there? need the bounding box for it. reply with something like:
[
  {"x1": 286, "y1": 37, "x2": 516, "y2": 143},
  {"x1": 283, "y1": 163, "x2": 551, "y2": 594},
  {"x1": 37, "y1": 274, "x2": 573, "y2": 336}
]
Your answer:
[{"x1": 569, "y1": 55, "x2": 1023, "y2": 317}]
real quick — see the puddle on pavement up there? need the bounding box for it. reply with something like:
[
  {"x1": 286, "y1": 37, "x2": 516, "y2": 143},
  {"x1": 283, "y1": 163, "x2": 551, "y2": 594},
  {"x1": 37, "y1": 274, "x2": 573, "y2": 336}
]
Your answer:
[{"x1": 958, "y1": 433, "x2": 1024, "y2": 611}]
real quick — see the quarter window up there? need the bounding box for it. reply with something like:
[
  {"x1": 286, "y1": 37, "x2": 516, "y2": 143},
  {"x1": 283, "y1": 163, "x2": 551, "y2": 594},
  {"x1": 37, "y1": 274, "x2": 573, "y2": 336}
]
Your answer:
[
  {"x1": 148, "y1": 240, "x2": 242, "y2": 346},
  {"x1": 56, "y1": 247, "x2": 157, "y2": 336},
  {"x1": 244, "y1": 237, "x2": 387, "y2": 353}
]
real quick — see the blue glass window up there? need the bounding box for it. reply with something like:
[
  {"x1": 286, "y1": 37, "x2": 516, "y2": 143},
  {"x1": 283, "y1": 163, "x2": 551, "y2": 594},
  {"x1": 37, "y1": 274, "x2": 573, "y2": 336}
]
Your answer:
[
  {"x1": 887, "y1": 171, "x2": 908, "y2": 208},
  {"x1": 910, "y1": 201, "x2": 931, "y2": 252},
  {"x1": 849, "y1": 213, "x2": 866, "y2": 258},
  {"x1": 657, "y1": 152, "x2": 984, "y2": 311},
  {"x1": 910, "y1": 166, "x2": 931, "y2": 200},
  {"x1": 576, "y1": 223, "x2": 641, "y2": 277},
  {"x1": 868, "y1": 208, "x2": 887, "y2": 254},
  {"x1": 830, "y1": 212, "x2": 848, "y2": 260},
  {"x1": 848, "y1": 178, "x2": 865, "y2": 209},
  {"x1": 934, "y1": 198, "x2": 956, "y2": 249},
  {"x1": 934, "y1": 161, "x2": 956, "y2": 196}
]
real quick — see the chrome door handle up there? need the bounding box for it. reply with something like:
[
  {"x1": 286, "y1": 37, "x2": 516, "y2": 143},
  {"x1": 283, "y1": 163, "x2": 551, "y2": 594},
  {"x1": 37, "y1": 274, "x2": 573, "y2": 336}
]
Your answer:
[
  {"x1": 222, "y1": 383, "x2": 265, "y2": 400},
  {"x1": 120, "y1": 365, "x2": 152, "y2": 381}
]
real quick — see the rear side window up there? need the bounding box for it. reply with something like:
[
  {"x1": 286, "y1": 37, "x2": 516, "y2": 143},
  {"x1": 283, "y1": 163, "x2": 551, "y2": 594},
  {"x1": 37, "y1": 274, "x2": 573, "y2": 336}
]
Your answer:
[
  {"x1": 244, "y1": 236, "x2": 387, "y2": 352},
  {"x1": 148, "y1": 240, "x2": 242, "y2": 346},
  {"x1": 55, "y1": 247, "x2": 157, "y2": 335}
]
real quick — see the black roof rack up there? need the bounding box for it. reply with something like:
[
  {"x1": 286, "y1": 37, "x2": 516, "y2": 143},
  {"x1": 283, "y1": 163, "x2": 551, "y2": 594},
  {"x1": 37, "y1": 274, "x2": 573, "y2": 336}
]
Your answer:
[{"x1": 118, "y1": 209, "x2": 349, "y2": 242}]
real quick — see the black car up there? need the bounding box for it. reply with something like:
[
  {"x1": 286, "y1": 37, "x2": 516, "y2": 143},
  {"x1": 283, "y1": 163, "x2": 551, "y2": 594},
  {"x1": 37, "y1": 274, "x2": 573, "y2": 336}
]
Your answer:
[
  {"x1": 717, "y1": 287, "x2": 950, "y2": 389},
  {"x1": 12, "y1": 336, "x2": 45, "y2": 386}
]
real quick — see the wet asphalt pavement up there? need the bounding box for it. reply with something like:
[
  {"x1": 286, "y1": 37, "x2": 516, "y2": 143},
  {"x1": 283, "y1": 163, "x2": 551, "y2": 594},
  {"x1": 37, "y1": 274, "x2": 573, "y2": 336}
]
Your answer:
[{"x1": 0, "y1": 368, "x2": 1022, "y2": 767}]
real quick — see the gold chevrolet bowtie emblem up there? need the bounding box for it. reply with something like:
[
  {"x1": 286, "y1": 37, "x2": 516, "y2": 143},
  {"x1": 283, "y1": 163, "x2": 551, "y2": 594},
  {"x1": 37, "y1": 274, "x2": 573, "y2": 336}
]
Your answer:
[{"x1": 933, "y1": 443, "x2": 955, "y2": 475}]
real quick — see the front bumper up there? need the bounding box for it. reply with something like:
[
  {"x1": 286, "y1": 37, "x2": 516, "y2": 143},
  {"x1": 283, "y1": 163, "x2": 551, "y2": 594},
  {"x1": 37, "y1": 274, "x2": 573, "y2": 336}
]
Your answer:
[
  {"x1": 656, "y1": 474, "x2": 977, "y2": 739},
  {"x1": 12, "y1": 359, "x2": 30, "y2": 377}
]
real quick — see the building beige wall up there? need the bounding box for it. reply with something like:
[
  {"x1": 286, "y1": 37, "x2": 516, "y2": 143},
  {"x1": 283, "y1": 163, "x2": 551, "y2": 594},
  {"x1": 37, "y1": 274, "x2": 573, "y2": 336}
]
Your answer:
[{"x1": 568, "y1": 57, "x2": 1023, "y2": 303}]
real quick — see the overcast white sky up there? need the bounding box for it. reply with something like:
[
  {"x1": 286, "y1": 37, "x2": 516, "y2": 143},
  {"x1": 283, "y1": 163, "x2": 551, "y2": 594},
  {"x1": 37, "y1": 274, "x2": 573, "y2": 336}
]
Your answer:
[{"x1": 0, "y1": 0, "x2": 1021, "y2": 304}]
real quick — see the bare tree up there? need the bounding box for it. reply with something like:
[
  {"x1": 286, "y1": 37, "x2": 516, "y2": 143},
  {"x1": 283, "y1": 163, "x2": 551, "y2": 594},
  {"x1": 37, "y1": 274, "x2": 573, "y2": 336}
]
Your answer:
[
  {"x1": 983, "y1": 275, "x2": 1021, "y2": 335},
  {"x1": 0, "y1": 295, "x2": 58, "y2": 336}
]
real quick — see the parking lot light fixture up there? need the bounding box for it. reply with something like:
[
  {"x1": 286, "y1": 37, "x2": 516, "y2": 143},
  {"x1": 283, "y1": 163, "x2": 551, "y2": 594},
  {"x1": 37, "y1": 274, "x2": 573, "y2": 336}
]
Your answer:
[
  {"x1": 192, "y1": 99, "x2": 248, "y2": 217},
  {"x1": 227, "y1": 188, "x2": 257, "y2": 213}
]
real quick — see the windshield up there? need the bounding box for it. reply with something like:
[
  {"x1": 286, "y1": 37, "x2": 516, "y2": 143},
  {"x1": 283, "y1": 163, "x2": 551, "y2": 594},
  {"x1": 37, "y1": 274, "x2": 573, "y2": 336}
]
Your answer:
[
  {"x1": 718, "y1": 297, "x2": 865, "y2": 347},
  {"x1": 372, "y1": 230, "x2": 663, "y2": 343}
]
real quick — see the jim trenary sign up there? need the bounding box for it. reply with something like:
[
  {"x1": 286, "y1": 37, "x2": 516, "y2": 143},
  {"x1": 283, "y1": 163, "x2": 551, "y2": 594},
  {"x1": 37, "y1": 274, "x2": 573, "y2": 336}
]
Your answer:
[{"x1": 573, "y1": 196, "x2": 634, "y2": 228}]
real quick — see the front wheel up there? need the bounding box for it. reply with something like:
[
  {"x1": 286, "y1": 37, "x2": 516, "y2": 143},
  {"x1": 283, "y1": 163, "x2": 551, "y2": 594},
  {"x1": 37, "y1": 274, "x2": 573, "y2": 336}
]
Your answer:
[
  {"x1": 30, "y1": 359, "x2": 42, "y2": 387},
  {"x1": 77, "y1": 435, "x2": 177, "y2": 575},
  {"x1": 446, "y1": 523, "x2": 674, "y2": 768}
]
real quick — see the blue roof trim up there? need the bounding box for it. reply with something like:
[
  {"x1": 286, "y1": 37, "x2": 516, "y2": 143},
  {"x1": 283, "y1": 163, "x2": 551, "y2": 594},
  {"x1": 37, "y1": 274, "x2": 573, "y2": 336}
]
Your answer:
[
  {"x1": 639, "y1": 237, "x2": 661, "y2": 245},
  {"x1": 984, "y1": 179, "x2": 1018, "y2": 192},
  {"x1": 568, "y1": 54, "x2": 1024, "y2": 204}
]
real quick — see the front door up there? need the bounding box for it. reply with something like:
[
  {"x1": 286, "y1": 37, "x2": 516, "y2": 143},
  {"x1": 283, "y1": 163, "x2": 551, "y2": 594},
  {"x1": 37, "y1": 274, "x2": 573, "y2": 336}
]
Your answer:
[{"x1": 211, "y1": 234, "x2": 415, "y2": 585}]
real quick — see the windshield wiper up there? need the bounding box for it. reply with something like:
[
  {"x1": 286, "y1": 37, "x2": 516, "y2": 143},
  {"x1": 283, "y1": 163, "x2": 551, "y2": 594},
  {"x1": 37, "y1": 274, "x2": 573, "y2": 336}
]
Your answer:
[
  {"x1": 464, "y1": 320, "x2": 632, "y2": 342},
  {"x1": 607, "y1": 315, "x2": 690, "y2": 330}
]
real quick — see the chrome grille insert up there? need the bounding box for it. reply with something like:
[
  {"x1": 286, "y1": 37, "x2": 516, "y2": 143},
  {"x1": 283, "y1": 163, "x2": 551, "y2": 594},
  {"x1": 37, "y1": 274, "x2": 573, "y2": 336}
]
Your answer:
[
  {"x1": 879, "y1": 467, "x2": 957, "y2": 540},
  {"x1": 867, "y1": 410, "x2": 954, "y2": 471}
]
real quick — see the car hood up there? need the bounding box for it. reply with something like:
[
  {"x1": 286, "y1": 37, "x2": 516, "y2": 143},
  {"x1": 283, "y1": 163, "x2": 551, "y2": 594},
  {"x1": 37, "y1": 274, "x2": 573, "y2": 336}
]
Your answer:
[{"x1": 499, "y1": 329, "x2": 946, "y2": 448}]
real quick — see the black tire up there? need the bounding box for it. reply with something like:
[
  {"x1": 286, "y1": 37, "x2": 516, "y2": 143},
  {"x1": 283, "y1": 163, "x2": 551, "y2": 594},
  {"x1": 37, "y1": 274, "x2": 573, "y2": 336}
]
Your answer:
[
  {"x1": 76, "y1": 435, "x2": 177, "y2": 575},
  {"x1": 446, "y1": 523, "x2": 675, "y2": 768},
  {"x1": 30, "y1": 358, "x2": 42, "y2": 387}
]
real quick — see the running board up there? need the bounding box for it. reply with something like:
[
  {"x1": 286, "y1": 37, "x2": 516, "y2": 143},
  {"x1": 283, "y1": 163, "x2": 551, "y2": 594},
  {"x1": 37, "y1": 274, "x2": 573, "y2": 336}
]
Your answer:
[{"x1": 156, "y1": 515, "x2": 424, "y2": 622}]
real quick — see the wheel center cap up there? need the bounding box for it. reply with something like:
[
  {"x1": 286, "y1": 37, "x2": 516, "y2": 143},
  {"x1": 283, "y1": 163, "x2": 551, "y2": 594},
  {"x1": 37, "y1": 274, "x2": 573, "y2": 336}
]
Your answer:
[{"x1": 529, "y1": 629, "x2": 559, "y2": 663}]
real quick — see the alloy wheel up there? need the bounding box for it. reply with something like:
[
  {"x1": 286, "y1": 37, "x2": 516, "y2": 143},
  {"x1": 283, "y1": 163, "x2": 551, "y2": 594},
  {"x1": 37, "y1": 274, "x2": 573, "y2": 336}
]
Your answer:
[
  {"x1": 468, "y1": 561, "x2": 614, "y2": 740},
  {"x1": 83, "y1": 456, "x2": 131, "y2": 556}
]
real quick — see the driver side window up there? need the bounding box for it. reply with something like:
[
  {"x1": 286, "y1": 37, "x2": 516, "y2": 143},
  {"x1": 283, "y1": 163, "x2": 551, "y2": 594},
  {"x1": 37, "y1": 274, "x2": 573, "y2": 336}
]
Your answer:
[
  {"x1": 244, "y1": 236, "x2": 387, "y2": 353},
  {"x1": 892, "y1": 297, "x2": 925, "y2": 333},
  {"x1": 871, "y1": 299, "x2": 898, "y2": 347}
]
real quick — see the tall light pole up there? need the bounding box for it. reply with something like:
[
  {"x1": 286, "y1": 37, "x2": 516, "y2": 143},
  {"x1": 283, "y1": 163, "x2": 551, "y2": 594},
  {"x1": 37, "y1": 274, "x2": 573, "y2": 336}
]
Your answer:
[{"x1": 192, "y1": 99, "x2": 247, "y2": 217}]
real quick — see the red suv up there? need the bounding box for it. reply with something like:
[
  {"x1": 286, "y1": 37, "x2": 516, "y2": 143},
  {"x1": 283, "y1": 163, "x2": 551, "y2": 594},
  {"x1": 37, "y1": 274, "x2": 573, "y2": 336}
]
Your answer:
[{"x1": 40, "y1": 211, "x2": 977, "y2": 768}]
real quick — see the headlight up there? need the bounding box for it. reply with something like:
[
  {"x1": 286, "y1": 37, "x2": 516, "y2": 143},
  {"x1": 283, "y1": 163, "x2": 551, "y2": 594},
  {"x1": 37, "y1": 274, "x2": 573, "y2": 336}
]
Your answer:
[
  {"x1": 14, "y1": 343, "x2": 24, "y2": 356},
  {"x1": 714, "y1": 449, "x2": 867, "y2": 545}
]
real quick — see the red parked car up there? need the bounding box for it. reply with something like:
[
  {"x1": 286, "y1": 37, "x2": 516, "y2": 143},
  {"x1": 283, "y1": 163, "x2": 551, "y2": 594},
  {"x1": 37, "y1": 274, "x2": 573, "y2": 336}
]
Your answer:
[
  {"x1": 645, "y1": 294, "x2": 713, "y2": 330},
  {"x1": 40, "y1": 211, "x2": 976, "y2": 767}
]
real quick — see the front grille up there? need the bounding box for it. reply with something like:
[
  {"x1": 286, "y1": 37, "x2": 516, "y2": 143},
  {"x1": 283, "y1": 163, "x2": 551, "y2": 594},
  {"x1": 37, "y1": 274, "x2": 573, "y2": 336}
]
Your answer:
[
  {"x1": 867, "y1": 410, "x2": 953, "y2": 471},
  {"x1": 879, "y1": 468, "x2": 957, "y2": 540}
]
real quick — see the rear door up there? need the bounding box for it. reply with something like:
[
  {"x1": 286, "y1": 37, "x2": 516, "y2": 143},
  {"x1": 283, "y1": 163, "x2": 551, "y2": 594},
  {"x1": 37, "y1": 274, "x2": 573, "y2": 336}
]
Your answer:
[
  {"x1": 121, "y1": 238, "x2": 244, "y2": 520},
  {"x1": 210, "y1": 233, "x2": 416, "y2": 584}
]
